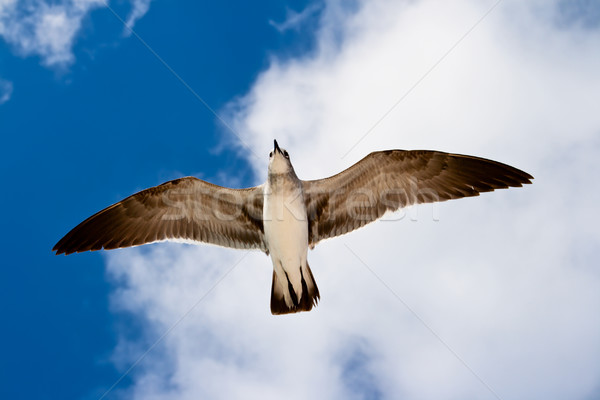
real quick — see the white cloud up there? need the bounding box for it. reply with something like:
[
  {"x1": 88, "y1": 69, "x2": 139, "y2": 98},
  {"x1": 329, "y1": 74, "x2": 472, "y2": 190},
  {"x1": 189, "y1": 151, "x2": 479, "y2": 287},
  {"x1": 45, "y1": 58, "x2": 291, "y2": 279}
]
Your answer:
[
  {"x1": 106, "y1": 0, "x2": 600, "y2": 399},
  {"x1": 0, "y1": 0, "x2": 154, "y2": 67},
  {"x1": 123, "y1": 0, "x2": 152, "y2": 34},
  {"x1": 0, "y1": 78, "x2": 13, "y2": 104},
  {"x1": 0, "y1": 0, "x2": 104, "y2": 66}
]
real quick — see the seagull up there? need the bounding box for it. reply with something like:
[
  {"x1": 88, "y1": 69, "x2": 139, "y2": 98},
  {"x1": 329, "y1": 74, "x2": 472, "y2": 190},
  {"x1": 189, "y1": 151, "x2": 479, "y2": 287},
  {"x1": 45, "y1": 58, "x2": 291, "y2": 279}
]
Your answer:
[{"x1": 54, "y1": 140, "x2": 533, "y2": 315}]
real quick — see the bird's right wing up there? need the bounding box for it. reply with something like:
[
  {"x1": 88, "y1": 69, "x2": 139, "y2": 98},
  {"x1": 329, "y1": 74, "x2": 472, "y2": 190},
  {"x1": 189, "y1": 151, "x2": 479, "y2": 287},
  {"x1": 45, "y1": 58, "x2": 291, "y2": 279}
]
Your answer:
[
  {"x1": 53, "y1": 177, "x2": 266, "y2": 255},
  {"x1": 302, "y1": 150, "x2": 533, "y2": 247}
]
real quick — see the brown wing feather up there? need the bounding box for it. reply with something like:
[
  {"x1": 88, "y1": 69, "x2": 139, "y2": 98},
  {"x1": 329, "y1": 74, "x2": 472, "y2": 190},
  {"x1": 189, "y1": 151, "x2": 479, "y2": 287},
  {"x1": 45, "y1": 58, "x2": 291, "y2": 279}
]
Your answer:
[
  {"x1": 53, "y1": 177, "x2": 266, "y2": 255},
  {"x1": 303, "y1": 150, "x2": 533, "y2": 247}
]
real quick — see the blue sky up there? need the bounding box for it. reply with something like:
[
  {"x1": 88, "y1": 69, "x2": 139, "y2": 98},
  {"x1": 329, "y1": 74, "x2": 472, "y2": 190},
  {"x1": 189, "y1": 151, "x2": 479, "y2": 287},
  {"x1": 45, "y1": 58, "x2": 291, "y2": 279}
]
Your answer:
[{"x1": 2, "y1": 1, "x2": 600, "y2": 400}]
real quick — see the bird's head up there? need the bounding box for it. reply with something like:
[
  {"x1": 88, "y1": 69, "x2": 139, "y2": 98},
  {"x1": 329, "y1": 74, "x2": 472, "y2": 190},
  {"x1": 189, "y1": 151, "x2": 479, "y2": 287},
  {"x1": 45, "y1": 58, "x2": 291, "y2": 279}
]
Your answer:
[{"x1": 268, "y1": 140, "x2": 293, "y2": 175}]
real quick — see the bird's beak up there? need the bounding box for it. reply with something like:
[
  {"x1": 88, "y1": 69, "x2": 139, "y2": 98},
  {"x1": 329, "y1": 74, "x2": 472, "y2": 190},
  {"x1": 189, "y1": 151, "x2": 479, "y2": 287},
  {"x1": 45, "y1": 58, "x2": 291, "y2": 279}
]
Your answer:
[{"x1": 274, "y1": 139, "x2": 282, "y2": 154}]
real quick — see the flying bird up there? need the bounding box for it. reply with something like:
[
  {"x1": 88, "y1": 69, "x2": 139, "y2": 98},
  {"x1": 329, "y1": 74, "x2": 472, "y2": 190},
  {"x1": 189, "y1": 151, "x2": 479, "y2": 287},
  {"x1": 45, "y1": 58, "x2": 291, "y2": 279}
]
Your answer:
[{"x1": 54, "y1": 140, "x2": 533, "y2": 315}]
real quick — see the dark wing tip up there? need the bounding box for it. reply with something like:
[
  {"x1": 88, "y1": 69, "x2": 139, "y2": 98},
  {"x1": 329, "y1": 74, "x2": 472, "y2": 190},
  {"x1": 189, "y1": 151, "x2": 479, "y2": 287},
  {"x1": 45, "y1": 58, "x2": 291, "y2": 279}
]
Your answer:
[
  {"x1": 523, "y1": 171, "x2": 534, "y2": 183},
  {"x1": 503, "y1": 165, "x2": 534, "y2": 186},
  {"x1": 449, "y1": 152, "x2": 533, "y2": 189},
  {"x1": 501, "y1": 162, "x2": 533, "y2": 185},
  {"x1": 52, "y1": 207, "x2": 121, "y2": 256},
  {"x1": 52, "y1": 236, "x2": 98, "y2": 255},
  {"x1": 52, "y1": 238, "x2": 69, "y2": 255}
]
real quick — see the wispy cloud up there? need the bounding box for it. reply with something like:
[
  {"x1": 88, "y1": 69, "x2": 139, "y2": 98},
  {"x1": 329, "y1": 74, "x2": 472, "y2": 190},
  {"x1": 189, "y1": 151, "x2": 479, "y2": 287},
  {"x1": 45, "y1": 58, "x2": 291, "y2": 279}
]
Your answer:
[
  {"x1": 269, "y1": 3, "x2": 322, "y2": 33},
  {"x1": 0, "y1": 79, "x2": 13, "y2": 104},
  {"x1": 123, "y1": 0, "x2": 152, "y2": 34},
  {"x1": 0, "y1": 0, "x2": 155, "y2": 67},
  {"x1": 106, "y1": 0, "x2": 600, "y2": 399}
]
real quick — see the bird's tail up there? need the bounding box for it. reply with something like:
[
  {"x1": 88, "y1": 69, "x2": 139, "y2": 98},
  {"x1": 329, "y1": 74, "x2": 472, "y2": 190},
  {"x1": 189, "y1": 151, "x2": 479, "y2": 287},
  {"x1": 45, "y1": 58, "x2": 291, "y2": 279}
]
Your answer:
[{"x1": 270, "y1": 262, "x2": 320, "y2": 315}]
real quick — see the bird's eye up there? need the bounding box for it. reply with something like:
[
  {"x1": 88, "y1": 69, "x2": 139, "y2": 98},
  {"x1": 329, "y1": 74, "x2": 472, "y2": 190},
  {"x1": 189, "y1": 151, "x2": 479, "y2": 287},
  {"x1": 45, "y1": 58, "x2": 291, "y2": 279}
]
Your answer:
[
  {"x1": 283, "y1": 150, "x2": 289, "y2": 158},
  {"x1": 269, "y1": 152, "x2": 273, "y2": 157}
]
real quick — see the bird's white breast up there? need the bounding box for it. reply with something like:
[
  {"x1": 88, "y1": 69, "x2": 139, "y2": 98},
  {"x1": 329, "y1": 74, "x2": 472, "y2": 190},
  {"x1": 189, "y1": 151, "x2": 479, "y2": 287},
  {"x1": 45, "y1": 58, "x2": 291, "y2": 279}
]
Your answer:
[{"x1": 263, "y1": 181, "x2": 308, "y2": 267}]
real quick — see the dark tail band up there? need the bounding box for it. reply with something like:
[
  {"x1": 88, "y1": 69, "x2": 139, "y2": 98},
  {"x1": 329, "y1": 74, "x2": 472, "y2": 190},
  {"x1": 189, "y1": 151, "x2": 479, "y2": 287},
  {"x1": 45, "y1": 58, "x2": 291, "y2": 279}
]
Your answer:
[{"x1": 270, "y1": 263, "x2": 320, "y2": 315}]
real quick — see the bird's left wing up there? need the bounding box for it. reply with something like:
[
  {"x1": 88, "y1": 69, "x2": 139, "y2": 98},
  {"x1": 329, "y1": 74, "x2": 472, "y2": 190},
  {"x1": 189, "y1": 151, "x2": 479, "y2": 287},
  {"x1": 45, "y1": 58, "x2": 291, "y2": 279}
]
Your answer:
[
  {"x1": 302, "y1": 150, "x2": 533, "y2": 247},
  {"x1": 53, "y1": 177, "x2": 266, "y2": 255}
]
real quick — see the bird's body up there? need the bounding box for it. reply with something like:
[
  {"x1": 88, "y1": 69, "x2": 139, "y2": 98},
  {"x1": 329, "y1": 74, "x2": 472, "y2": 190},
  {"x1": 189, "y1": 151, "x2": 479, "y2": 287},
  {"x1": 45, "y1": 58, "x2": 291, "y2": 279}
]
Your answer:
[
  {"x1": 263, "y1": 143, "x2": 319, "y2": 313},
  {"x1": 54, "y1": 141, "x2": 533, "y2": 315}
]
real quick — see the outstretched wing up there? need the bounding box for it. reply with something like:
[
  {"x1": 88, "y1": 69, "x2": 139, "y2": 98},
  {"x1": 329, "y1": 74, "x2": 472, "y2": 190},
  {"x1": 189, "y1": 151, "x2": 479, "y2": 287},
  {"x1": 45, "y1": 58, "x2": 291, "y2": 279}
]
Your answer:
[
  {"x1": 53, "y1": 177, "x2": 266, "y2": 255},
  {"x1": 302, "y1": 150, "x2": 533, "y2": 247}
]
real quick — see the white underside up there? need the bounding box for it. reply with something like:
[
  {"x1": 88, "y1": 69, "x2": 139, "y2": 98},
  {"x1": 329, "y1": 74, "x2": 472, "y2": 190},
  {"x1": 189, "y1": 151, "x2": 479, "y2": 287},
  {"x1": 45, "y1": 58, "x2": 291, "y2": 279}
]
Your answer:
[{"x1": 263, "y1": 184, "x2": 309, "y2": 307}]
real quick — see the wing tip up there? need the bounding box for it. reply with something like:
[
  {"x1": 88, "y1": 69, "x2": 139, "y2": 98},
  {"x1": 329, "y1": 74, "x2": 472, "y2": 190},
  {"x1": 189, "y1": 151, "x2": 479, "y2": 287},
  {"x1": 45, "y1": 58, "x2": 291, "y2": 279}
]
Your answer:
[
  {"x1": 52, "y1": 242, "x2": 65, "y2": 255},
  {"x1": 52, "y1": 246, "x2": 79, "y2": 256},
  {"x1": 52, "y1": 240, "x2": 101, "y2": 255}
]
